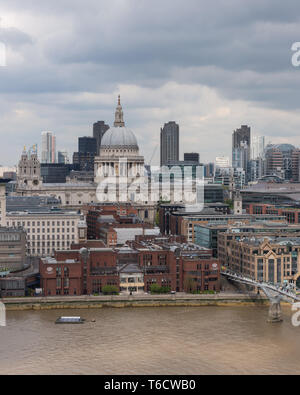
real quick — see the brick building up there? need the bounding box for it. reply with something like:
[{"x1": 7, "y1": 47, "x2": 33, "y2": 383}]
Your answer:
[
  {"x1": 247, "y1": 203, "x2": 300, "y2": 224},
  {"x1": 159, "y1": 202, "x2": 286, "y2": 245},
  {"x1": 218, "y1": 232, "x2": 300, "y2": 286},
  {"x1": 40, "y1": 236, "x2": 220, "y2": 296},
  {"x1": 84, "y1": 203, "x2": 159, "y2": 246}
]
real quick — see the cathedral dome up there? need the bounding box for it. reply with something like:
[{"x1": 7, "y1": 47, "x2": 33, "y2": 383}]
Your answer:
[
  {"x1": 101, "y1": 127, "x2": 138, "y2": 149},
  {"x1": 100, "y1": 95, "x2": 139, "y2": 150}
]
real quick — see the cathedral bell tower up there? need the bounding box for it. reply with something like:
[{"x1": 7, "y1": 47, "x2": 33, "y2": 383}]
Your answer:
[{"x1": 17, "y1": 145, "x2": 42, "y2": 190}]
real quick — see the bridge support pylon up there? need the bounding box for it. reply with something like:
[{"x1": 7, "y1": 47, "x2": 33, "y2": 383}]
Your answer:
[{"x1": 267, "y1": 297, "x2": 283, "y2": 323}]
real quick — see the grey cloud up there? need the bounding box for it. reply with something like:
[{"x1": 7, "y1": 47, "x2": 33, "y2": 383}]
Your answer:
[
  {"x1": 0, "y1": 26, "x2": 33, "y2": 49},
  {"x1": 0, "y1": 0, "x2": 300, "y2": 165}
]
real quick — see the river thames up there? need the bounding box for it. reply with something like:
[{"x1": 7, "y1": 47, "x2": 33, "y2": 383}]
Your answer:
[{"x1": 1, "y1": 305, "x2": 300, "y2": 375}]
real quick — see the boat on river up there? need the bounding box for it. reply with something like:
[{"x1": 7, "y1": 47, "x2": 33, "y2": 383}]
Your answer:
[{"x1": 55, "y1": 316, "x2": 85, "y2": 324}]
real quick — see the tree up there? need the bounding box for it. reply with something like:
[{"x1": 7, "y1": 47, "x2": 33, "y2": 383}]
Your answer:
[
  {"x1": 150, "y1": 284, "x2": 171, "y2": 294},
  {"x1": 102, "y1": 285, "x2": 119, "y2": 295},
  {"x1": 224, "y1": 198, "x2": 234, "y2": 210},
  {"x1": 184, "y1": 277, "x2": 197, "y2": 293},
  {"x1": 150, "y1": 284, "x2": 161, "y2": 294},
  {"x1": 155, "y1": 211, "x2": 160, "y2": 227}
]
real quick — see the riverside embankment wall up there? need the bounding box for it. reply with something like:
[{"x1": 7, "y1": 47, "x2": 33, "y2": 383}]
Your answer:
[{"x1": 1, "y1": 293, "x2": 271, "y2": 311}]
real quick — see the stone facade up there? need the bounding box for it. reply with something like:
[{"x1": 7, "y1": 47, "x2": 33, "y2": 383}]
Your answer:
[
  {"x1": 0, "y1": 227, "x2": 27, "y2": 272},
  {"x1": 6, "y1": 212, "x2": 87, "y2": 257},
  {"x1": 218, "y1": 232, "x2": 300, "y2": 286}
]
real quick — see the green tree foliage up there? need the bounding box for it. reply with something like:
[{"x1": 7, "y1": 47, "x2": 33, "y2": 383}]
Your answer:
[
  {"x1": 150, "y1": 284, "x2": 171, "y2": 294},
  {"x1": 102, "y1": 285, "x2": 119, "y2": 295},
  {"x1": 184, "y1": 276, "x2": 197, "y2": 293}
]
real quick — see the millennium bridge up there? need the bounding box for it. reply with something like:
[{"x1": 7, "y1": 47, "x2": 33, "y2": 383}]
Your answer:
[{"x1": 221, "y1": 269, "x2": 300, "y2": 322}]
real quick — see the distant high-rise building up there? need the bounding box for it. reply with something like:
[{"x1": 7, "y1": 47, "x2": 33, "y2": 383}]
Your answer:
[
  {"x1": 73, "y1": 136, "x2": 97, "y2": 172},
  {"x1": 232, "y1": 125, "x2": 251, "y2": 155},
  {"x1": 78, "y1": 137, "x2": 97, "y2": 154},
  {"x1": 57, "y1": 150, "x2": 69, "y2": 164},
  {"x1": 292, "y1": 149, "x2": 300, "y2": 182},
  {"x1": 232, "y1": 125, "x2": 251, "y2": 182},
  {"x1": 204, "y1": 163, "x2": 215, "y2": 178},
  {"x1": 251, "y1": 136, "x2": 265, "y2": 160},
  {"x1": 160, "y1": 121, "x2": 179, "y2": 166},
  {"x1": 41, "y1": 131, "x2": 56, "y2": 164},
  {"x1": 93, "y1": 121, "x2": 110, "y2": 155},
  {"x1": 265, "y1": 144, "x2": 295, "y2": 180},
  {"x1": 215, "y1": 156, "x2": 230, "y2": 168},
  {"x1": 265, "y1": 145, "x2": 284, "y2": 177},
  {"x1": 41, "y1": 163, "x2": 76, "y2": 183},
  {"x1": 184, "y1": 153, "x2": 199, "y2": 163},
  {"x1": 232, "y1": 142, "x2": 249, "y2": 170}
]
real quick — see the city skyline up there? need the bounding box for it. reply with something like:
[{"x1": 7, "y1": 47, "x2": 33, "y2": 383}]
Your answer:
[
  {"x1": 11, "y1": 119, "x2": 296, "y2": 169},
  {"x1": 2, "y1": 0, "x2": 300, "y2": 378},
  {"x1": 0, "y1": 1, "x2": 300, "y2": 166}
]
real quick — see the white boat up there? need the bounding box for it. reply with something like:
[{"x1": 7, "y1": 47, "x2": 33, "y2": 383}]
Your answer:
[{"x1": 55, "y1": 316, "x2": 85, "y2": 324}]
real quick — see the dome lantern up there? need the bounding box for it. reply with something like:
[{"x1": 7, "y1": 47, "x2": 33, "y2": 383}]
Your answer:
[{"x1": 114, "y1": 95, "x2": 125, "y2": 127}]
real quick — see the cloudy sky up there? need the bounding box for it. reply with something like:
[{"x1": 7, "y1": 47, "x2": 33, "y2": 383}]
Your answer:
[{"x1": 0, "y1": 0, "x2": 300, "y2": 166}]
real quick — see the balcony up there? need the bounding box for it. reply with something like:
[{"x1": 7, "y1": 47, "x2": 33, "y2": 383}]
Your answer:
[
  {"x1": 145, "y1": 265, "x2": 169, "y2": 274},
  {"x1": 90, "y1": 268, "x2": 118, "y2": 276}
]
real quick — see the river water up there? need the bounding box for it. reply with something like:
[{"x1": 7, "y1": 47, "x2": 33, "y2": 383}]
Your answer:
[{"x1": 1, "y1": 305, "x2": 300, "y2": 375}]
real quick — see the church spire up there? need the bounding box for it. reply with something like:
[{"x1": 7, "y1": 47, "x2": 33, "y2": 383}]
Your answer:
[{"x1": 114, "y1": 95, "x2": 125, "y2": 127}]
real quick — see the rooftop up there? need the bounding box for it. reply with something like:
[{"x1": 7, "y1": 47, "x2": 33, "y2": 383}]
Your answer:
[
  {"x1": 42, "y1": 257, "x2": 78, "y2": 265},
  {"x1": 0, "y1": 226, "x2": 25, "y2": 233},
  {"x1": 195, "y1": 221, "x2": 293, "y2": 230},
  {"x1": 237, "y1": 236, "x2": 300, "y2": 247},
  {"x1": 6, "y1": 196, "x2": 61, "y2": 213},
  {"x1": 242, "y1": 182, "x2": 300, "y2": 194},
  {"x1": 7, "y1": 210, "x2": 81, "y2": 217}
]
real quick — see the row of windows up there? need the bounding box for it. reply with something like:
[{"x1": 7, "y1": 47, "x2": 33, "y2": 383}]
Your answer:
[
  {"x1": 26, "y1": 228, "x2": 75, "y2": 234},
  {"x1": 28, "y1": 234, "x2": 75, "y2": 240},
  {"x1": 31, "y1": 248, "x2": 65, "y2": 255},
  {"x1": 47, "y1": 289, "x2": 76, "y2": 296},
  {"x1": 28, "y1": 241, "x2": 72, "y2": 247},
  {"x1": 9, "y1": 220, "x2": 76, "y2": 227}
]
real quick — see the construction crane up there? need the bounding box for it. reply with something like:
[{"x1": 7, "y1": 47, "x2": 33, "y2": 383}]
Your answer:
[{"x1": 148, "y1": 144, "x2": 158, "y2": 166}]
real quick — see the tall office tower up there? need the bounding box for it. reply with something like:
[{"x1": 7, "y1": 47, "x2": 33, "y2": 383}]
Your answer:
[
  {"x1": 232, "y1": 141, "x2": 249, "y2": 169},
  {"x1": 265, "y1": 145, "x2": 284, "y2": 177},
  {"x1": 249, "y1": 158, "x2": 264, "y2": 182},
  {"x1": 215, "y1": 156, "x2": 230, "y2": 168},
  {"x1": 0, "y1": 180, "x2": 7, "y2": 226},
  {"x1": 184, "y1": 153, "x2": 200, "y2": 163},
  {"x1": 93, "y1": 121, "x2": 110, "y2": 155},
  {"x1": 292, "y1": 149, "x2": 300, "y2": 182},
  {"x1": 265, "y1": 144, "x2": 295, "y2": 180},
  {"x1": 57, "y1": 150, "x2": 69, "y2": 164},
  {"x1": 73, "y1": 136, "x2": 97, "y2": 172},
  {"x1": 251, "y1": 136, "x2": 265, "y2": 160},
  {"x1": 232, "y1": 125, "x2": 251, "y2": 156},
  {"x1": 232, "y1": 125, "x2": 251, "y2": 182},
  {"x1": 41, "y1": 131, "x2": 56, "y2": 164},
  {"x1": 204, "y1": 163, "x2": 215, "y2": 178},
  {"x1": 78, "y1": 137, "x2": 97, "y2": 154},
  {"x1": 160, "y1": 121, "x2": 179, "y2": 167}
]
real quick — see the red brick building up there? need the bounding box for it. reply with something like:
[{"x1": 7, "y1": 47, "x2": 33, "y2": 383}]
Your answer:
[
  {"x1": 84, "y1": 203, "x2": 156, "y2": 246},
  {"x1": 40, "y1": 236, "x2": 220, "y2": 296},
  {"x1": 247, "y1": 203, "x2": 300, "y2": 224},
  {"x1": 84, "y1": 203, "x2": 140, "y2": 240}
]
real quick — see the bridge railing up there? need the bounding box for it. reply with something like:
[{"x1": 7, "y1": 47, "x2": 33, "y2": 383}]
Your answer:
[{"x1": 221, "y1": 269, "x2": 300, "y2": 302}]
